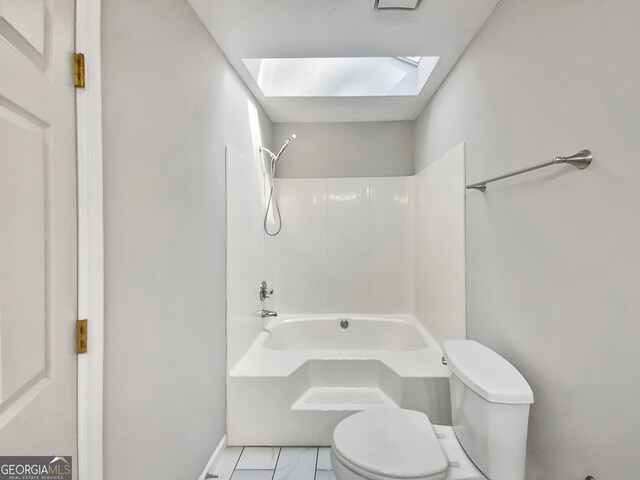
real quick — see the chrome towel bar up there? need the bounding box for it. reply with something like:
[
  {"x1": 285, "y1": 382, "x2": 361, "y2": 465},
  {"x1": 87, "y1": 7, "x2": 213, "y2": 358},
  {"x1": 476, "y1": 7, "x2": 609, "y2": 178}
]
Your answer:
[{"x1": 466, "y1": 149, "x2": 593, "y2": 192}]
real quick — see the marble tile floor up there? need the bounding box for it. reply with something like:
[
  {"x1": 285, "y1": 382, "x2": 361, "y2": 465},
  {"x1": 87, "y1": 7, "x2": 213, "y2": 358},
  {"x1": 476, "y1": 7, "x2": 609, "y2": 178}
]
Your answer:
[{"x1": 209, "y1": 446, "x2": 337, "y2": 480}]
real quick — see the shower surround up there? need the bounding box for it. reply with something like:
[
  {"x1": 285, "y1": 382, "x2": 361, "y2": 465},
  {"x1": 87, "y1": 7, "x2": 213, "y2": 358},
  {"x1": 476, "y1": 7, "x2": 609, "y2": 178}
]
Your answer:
[{"x1": 226, "y1": 142, "x2": 466, "y2": 445}]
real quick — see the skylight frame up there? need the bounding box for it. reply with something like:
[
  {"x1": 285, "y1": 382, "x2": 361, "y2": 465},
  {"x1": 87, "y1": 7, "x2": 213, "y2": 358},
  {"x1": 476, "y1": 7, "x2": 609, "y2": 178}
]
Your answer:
[
  {"x1": 373, "y1": 0, "x2": 424, "y2": 11},
  {"x1": 395, "y1": 56, "x2": 422, "y2": 66},
  {"x1": 242, "y1": 56, "x2": 439, "y2": 98}
]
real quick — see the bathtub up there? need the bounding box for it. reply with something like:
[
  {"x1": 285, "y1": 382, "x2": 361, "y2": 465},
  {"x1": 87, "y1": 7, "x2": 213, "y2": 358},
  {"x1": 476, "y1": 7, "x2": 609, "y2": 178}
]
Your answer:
[
  {"x1": 263, "y1": 316, "x2": 428, "y2": 351},
  {"x1": 227, "y1": 315, "x2": 451, "y2": 446}
]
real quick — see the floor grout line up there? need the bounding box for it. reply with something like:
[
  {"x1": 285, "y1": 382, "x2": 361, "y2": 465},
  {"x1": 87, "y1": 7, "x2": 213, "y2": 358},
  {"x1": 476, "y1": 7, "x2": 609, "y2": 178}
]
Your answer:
[
  {"x1": 229, "y1": 447, "x2": 244, "y2": 480},
  {"x1": 229, "y1": 446, "x2": 332, "y2": 480},
  {"x1": 270, "y1": 448, "x2": 282, "y2": 480}
]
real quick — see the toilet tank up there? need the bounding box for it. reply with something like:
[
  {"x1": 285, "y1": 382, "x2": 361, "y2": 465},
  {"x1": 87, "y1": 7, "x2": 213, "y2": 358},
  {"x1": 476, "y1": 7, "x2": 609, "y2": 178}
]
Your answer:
[{"x1": 444, "y1": 341, "x2": 534, "y2": 480}]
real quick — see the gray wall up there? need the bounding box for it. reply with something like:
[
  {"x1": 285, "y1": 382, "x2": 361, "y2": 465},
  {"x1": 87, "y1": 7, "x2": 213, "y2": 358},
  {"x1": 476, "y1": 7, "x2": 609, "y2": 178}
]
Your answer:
[
  {"x1": 101, "y1": 1, "x2": 272, "y2": 478},
  {"x1": 273, "y1": 122, "x2": 414, "y2": 178},
  {"x1": 415, "y1": 0, "x2": 640, "y2": 478}
]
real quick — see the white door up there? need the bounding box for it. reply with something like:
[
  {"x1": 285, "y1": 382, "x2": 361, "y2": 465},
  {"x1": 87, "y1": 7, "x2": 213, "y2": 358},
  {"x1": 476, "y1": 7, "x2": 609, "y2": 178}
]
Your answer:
[{"x1": 0, "y1": 0, "x2": 78, "y2": 469}]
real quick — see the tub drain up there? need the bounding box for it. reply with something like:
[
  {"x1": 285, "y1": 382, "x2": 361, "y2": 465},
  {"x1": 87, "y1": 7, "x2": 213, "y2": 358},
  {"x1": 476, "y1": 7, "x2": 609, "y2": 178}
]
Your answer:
[{"x1": 340, "y1": 318, "x2": 349, "y2": 329}]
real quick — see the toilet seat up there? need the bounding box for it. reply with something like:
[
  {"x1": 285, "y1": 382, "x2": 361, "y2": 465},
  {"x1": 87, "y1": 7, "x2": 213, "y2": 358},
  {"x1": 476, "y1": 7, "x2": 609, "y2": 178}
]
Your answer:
[{"x1": 332, "y1": 407, "x2": 449, "y2": 480}]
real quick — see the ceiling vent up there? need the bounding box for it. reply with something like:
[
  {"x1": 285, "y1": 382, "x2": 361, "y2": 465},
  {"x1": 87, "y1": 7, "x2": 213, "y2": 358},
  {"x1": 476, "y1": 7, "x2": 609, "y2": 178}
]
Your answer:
[{"x1": 374, "y1": 0, "x2": 422, "y2": 10}]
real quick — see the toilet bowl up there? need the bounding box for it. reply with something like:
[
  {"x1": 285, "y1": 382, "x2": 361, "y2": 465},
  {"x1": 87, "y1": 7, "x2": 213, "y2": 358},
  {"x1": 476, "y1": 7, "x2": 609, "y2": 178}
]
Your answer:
[
  {"x1": 330, "y1": 340, "x2": 534, "y2": 480},
  {"x1": 330, "y1": 407, "x2": 485, "y2": 480}
]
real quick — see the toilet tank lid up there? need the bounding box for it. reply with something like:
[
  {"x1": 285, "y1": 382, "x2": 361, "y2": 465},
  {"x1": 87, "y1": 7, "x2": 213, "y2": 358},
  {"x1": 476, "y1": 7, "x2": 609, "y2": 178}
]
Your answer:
[{"x1": 444, "y1": 340, "x2": 534, "y2": 404}]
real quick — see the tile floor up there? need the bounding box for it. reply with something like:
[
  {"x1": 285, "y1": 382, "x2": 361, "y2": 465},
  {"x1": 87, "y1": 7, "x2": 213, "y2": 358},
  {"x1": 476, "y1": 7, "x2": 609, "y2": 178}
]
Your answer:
[{"x1": 209, "y1": 446, "x2": 337, "y2": 480}]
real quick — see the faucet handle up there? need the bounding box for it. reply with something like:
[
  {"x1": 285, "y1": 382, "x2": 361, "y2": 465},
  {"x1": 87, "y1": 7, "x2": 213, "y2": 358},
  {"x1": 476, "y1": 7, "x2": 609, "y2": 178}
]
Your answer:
[{"x1": 259, "y1": 281, "x2": 274, "y2": 301}]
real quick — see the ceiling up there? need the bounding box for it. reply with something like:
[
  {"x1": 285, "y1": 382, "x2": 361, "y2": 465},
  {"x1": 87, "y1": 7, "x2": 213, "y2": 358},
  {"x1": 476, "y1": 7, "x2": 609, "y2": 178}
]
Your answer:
[{"x1": 187, "y1": 0, "x2": 499, "y2": 123}]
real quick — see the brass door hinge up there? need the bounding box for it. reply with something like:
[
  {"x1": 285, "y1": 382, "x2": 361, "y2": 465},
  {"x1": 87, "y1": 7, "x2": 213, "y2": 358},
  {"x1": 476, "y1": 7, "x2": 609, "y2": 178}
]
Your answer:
[
  {"x1": 76, "y1": 319, "x2": 88, "y2": 354},
  {"x1": 73, "y1": 53, "x2": 85, "y2": 88}
]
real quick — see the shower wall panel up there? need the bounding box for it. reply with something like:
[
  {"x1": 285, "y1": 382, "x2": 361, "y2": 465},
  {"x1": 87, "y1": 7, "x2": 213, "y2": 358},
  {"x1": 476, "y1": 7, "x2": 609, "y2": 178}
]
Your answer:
[{"x1": 269, "y1": 177, "x2": 412, "y2": 315}]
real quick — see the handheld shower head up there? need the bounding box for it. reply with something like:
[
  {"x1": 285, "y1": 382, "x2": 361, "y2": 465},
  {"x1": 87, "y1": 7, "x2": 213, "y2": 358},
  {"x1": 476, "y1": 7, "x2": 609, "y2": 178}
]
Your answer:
[
  {"x1": 259, "y1": 134, "x2": 297, "y2": 237},
  {"x1": 259, "y1": 134, "x2": 297, "y2": 163},
  {"x1": 275, "y1": 134, "x2": 296, "y2": 160}
]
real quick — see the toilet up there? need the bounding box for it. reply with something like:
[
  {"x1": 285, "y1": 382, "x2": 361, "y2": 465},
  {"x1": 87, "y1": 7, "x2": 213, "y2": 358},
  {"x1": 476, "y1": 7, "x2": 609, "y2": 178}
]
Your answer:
[{"x1": 330, "y1": 340, "x2": 534, "y2": 480}]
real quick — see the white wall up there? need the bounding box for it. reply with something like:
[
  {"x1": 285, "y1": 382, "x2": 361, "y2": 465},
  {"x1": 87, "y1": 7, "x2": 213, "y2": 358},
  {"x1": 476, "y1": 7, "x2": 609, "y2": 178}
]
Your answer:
[
  {"x1": 412, "y1": 143, "x2": 466, "y2": 347},
  {"x1": 414, "y1": 1, "x2": 640, "y2": 478},
  {"x1": 101, "y1": 1, "x2": 272, "y2": 478},
  {"x1": 269, "y1": 177, "x2": 412, "y2": 314},
  {"x1": 273, "y1": 122, "x2": 414, "y2": 178}
]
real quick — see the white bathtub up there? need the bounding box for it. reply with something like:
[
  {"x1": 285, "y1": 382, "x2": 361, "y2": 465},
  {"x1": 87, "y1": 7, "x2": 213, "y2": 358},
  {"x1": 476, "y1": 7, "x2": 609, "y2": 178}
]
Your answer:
[
  {"x1": 263, "y1": 316, "x2": 428, "y2": 351},
  {"x1": 228, "y1": 315, "x2": 451, "y2": 446}
]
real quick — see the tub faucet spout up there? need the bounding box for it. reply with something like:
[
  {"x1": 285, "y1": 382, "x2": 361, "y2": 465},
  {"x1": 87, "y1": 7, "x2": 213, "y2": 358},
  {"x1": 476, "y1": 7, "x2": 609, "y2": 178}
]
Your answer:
[{"x1": 260, "y1": 309, "x2": 278, "y2": 318}]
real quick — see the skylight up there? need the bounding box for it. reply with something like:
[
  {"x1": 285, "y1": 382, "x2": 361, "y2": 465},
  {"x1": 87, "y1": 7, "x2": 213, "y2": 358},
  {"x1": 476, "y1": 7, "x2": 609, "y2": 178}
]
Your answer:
[{"x1": 242, "y1": 56, "x2": 439, "y2": 98}]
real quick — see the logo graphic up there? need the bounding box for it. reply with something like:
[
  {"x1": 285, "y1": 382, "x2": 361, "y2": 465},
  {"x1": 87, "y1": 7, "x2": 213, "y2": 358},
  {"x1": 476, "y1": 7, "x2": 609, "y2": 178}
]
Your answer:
[{"x1": 0, "y1": 456, "x2": 72, "y2": 480}]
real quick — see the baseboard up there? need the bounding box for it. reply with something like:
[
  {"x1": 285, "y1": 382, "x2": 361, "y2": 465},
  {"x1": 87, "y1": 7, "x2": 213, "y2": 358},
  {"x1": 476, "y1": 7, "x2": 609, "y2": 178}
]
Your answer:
[{"x1": 198, "y1": 434, "x2": 228, "y2": 480}]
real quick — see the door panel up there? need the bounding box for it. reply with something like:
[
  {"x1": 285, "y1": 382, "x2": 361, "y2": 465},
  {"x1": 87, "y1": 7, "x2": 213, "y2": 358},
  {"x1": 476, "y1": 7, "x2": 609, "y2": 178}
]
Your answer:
[
  {"x1": 0, "y1": 0, "x2": 77, "y2": 469},
  {"x1": 0, "y1": 100, "x2": 48, "y2": 402},
  {"x1": 0, "y1": 0, "x2": 47, "y2": 69}
]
